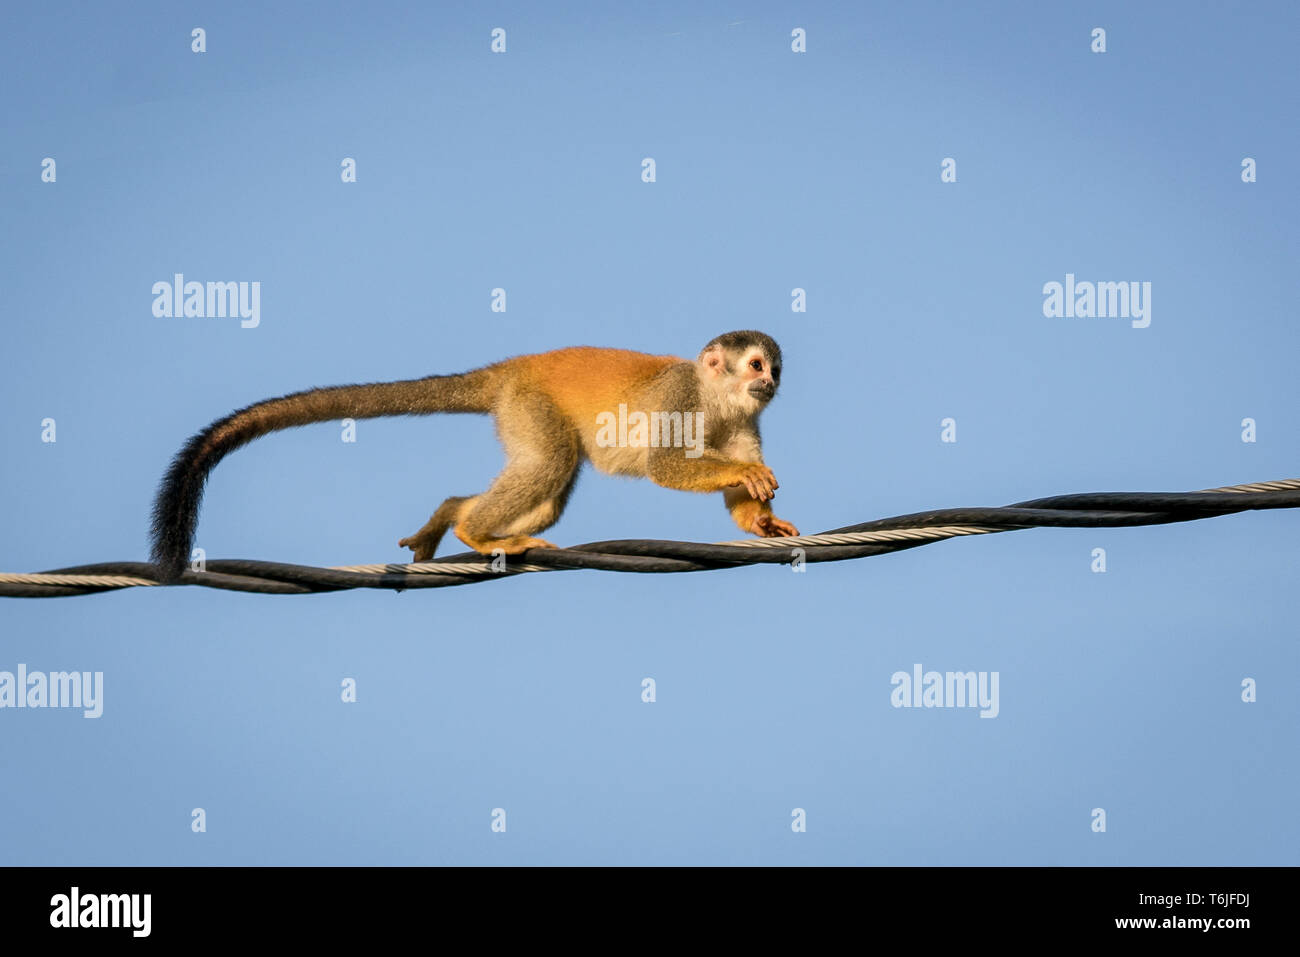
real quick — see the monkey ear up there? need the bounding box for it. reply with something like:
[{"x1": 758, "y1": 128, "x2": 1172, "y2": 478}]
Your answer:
[{"x1": 700, "y1": 345, "x2": 726, "y2": 376}]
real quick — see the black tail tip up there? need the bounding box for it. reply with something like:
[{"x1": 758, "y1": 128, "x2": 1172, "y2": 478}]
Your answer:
[
  {"x1": 150, "y1": 546, "x2": 189, "y2": 584},
  {"x1": 154, "y1": 562, "x2": 187, "y2": 584}
]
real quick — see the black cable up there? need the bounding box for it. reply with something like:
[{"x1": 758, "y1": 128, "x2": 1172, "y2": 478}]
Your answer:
[{"x1": 2, "y1": 483, "x2": 1296, "y2": 598}]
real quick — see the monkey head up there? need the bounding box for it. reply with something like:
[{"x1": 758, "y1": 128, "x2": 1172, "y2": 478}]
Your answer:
[{"x1": 698, "y1": 330, "x2": 783, "y2": 415}]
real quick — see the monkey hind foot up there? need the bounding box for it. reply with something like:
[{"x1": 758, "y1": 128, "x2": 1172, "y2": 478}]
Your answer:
[
  {"x1": 400, "y1": 495, "x2": 475, "y2": 562},
  {"x1": 453, "y1": 529, "x2": 558, "y2": 556}
]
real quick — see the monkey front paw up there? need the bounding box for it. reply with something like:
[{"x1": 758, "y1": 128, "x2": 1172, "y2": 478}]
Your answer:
[
  {"x1": 732, "y1": 463, "x2": 779, "y2": 502},
  {"x1": 752, "y1": 513, "x2": 799, "y2": 538}
]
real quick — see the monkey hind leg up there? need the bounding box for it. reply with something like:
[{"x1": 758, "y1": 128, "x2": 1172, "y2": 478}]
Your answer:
[
  {"x1": 399, "y1": 495, "x2": 477, "y2": 562},
  {"x1": 455, "y1": 390, "x2": 580, "y2": 556},
  {"x1": 456, "y1": 494, "x2": 569, "y2": 555}
]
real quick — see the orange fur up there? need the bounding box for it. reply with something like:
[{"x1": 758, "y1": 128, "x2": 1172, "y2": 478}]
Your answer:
[{"x1": 511, "y1": 347, "x2": 683, "y2": 425}]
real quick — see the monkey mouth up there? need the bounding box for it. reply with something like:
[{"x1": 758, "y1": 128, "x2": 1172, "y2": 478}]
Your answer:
[{"x1": 747, "y1": 383, "x2": 775, "y2": 400}]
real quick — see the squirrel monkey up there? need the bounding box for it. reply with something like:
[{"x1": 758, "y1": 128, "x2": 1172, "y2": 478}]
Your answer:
[{"x1": 150, "y1": 329, "x2": 798, "y2": 581}]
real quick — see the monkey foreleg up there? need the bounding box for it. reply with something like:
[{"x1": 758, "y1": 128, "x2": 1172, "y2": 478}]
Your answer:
[
  {"x1": 725, "y1": 488, "x2": 800, "y2": 538},
  {"x1": 648, "y1": 454, "x2": 779, "y2": 501}
]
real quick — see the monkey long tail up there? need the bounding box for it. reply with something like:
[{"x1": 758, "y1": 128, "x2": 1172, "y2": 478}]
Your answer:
[{"x1": 149, "y1": 366, "x2": 501, "y2": 582}]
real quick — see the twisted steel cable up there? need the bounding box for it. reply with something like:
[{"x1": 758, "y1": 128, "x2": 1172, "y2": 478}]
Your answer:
[{"x1": 2, "y1": 478, "x2": 1297, "y2": 598}]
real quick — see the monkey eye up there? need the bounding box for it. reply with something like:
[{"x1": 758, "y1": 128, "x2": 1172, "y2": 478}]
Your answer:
[{"x1": 749, "y1": 358, "x2": 763, "y2": 372}]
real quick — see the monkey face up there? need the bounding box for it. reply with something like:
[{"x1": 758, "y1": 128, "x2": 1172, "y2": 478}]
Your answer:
[
  {"x1": 739, "y1": 348, "x2": 779, "y2": 404},
  {"x1": 699, "y1": 331, "x2": 783, "y2": 415}
]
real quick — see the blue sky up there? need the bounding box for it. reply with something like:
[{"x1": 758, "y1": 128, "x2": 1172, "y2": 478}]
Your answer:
[{"x1": 1, "y1": 1, "x2": 1296, "y2": 864}]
